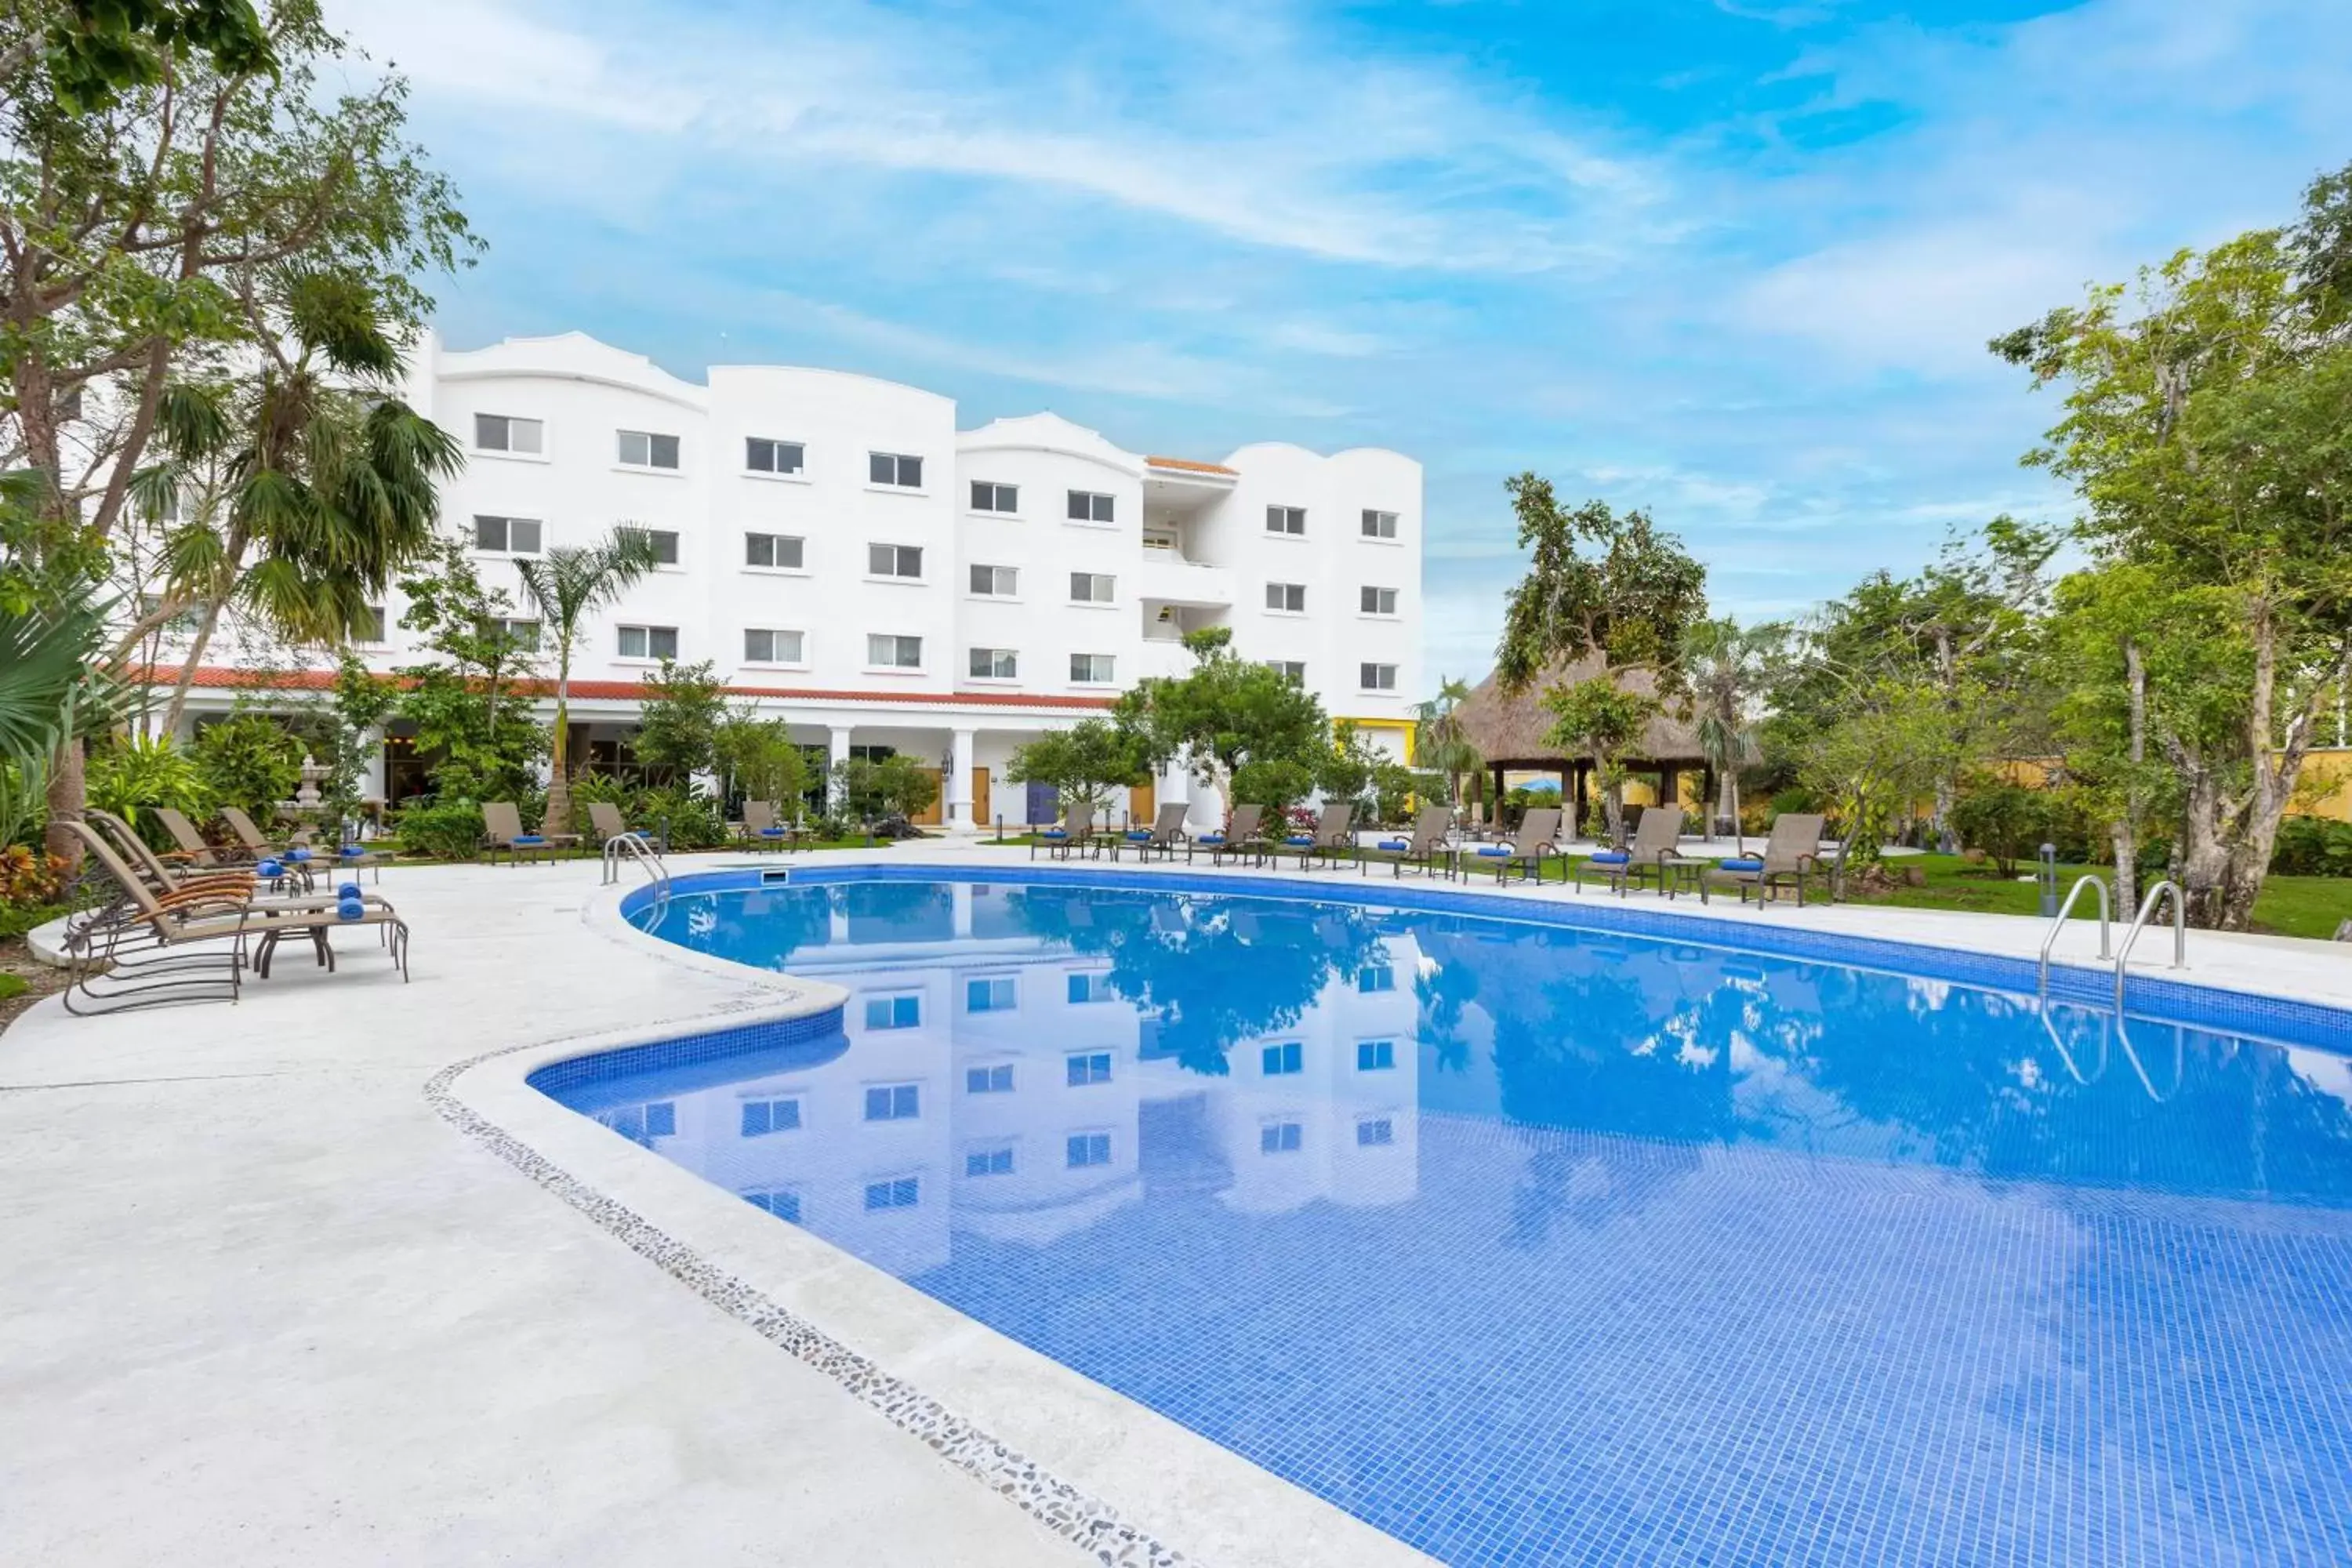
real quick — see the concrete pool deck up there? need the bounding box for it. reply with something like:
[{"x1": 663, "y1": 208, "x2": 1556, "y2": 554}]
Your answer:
[{"x1": 4, "y1": 842, "x2": 2347, "y2": 1566}]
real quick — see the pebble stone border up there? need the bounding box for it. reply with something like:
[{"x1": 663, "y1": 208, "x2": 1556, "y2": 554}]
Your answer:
[{"x1": 423, "y1": 1040, "x2": 1189, "y2": 1568}]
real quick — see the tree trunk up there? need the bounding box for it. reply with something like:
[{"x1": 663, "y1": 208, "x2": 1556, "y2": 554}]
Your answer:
[
  {"x1": 42, "y1": 738, "x2": 86, "y2": 867},
  {"x1": 2109, "y1": 822, "x2": 2139, "y2": 920},
  {"x1": 543, "y1": 676, "x2": 573, "y2": 836},
  {"x1": 162, "y1": 600, "x2": 228, "y2": 734},
  {"x1": 2172, "y1": 757, "x2": 2232, "y2": 930},
  {"x1": 1727, "y1": 775, "x2": 1744, "y2": 855}
]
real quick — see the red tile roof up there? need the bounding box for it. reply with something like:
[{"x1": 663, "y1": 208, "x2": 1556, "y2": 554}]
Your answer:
[
  {"x1": 136, "y1": 666, "x2": 1117, "y2": 710},
  {"x1": 1145, "y1": 454, "x2": 1237, "y2": 476}
]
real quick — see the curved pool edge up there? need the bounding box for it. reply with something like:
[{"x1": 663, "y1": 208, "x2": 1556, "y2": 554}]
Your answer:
[{"x1": 432, "y1": 873, "x2": 1440, "y2": 1568}]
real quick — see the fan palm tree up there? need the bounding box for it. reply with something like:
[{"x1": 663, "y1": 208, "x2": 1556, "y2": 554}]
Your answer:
[
  {"x1": 514, "y1": 528, "x2": 664, "y2": 836},
  {"x1": 1681, "y1": 617, "x2": 1779, "y2": 850},
  {"x1": 129, "y1": 267, "x2": 463, "y2": 731},
  {"x1": 1410, "y1": 675, "x2": 1482, "y2": 812}
]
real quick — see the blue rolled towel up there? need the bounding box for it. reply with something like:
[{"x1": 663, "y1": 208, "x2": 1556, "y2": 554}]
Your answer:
[
  {"x1": 1590, "y1": 851, "x2": 1630, "y2": 865},
  {"x1": 1377, "y1": 839, "x2": 1411, "y2": 851},
  {"x1": 339, "y1": 844, "x2": 365, "y2": 858},
  {"x1": 513, "y1": 833, "x2": 545, "y2": 846},
  {"x1": 1286, "y1": 834, "x2": 1315, "y2": 847},
  {"x1": 758, "y1": 826, "x2": 785, "y2": 837},
  {"x1": 337, "y1": 880, "x2": 363, "y2": 900},
  {"x1": 287, "y1": 846, "x2": 313, "y2": 862},
  {"x1": 1198, "y1": 833, "x2": 1225, "y2": 844},
  {"x1": 1043, "y1": 828, "x2": 1068, "y2": 839},
  {"x1": 1476, "y1": 844, "x2": 1510, "y2": 857},
  {"x1": 336, "y1": 895, "x2": 366, "y2": 921},
  {"x1": 256, "y1": 858, "x2": 284, "y2": 877},
  {"x1": 1718, "y1": 858, "x2": 1765, "y2": 873},
  {"x1": 1127, "y1": 830, "x2": 1152, "y2": 842}
]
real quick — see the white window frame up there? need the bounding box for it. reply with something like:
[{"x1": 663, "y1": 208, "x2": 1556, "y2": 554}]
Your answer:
[
  {"x1": 472, "y1": 412, "x2": 544, "y2": 458},
  {"x1": 969, "y1": 480, "x2": 1020, "y2": 514},
  {"x1": 967, "y1": 647, "x2": 1018, "y2": 681},
  {"x1": 867, "y1": 542, "x2": 924, "y2": 581},
  {"x1": 1069, "y1": 652, "x2": 1116, "y2": 685},
  {"x1": 742, "y1": 627, "x2": 807, "y2": 667},
  {"x1": 1265, "y1": 659, "x2": 1306, "y2": 684},
  {"x1": 1265, "y1": 505, "x2": 1307, "y2": 536},
  {"x1": 621, "y1": 526, "x2": 681, "y2": 567},
  {"x1": 1359, "y1": 586, "x2": 1399, "y2": 617},
  {"x1": 743, "y1": 532, "x2": 806, "y2": 573},
  {"x1": 1360, "y1": 509, "x2": 1400, "y2": 541},
  {"x1": 472, "y1": 514, "x2": 542, "y2": 555},
  {"x1": 1265, "y1": 581, "x2": 1306, "y2": 615},
  {"x1": 863, "y1": 993, "x2": 923, "y2": 1030},
  {"x1": 616, "y1": 429, "x2": 682, "y2": 470},
  {"x1": 492, "y1": 616, "x2": 542, "y2": 652},
  {"x1": 745, "y1": 436, "x2": 806, "y2": 477},
  {"x1": 866, "y1": 633, "x2": 924, "y2": 671},
  {"x1": 1359, "y1": 662, "x2": 1399, "y2": 692},
  {"x1": 1065, "y1": 489, "x2": 1116, "y2": 525},
  {"x1": 617, "y1": 624, "x2": 681, "y2": 662},
  {"x1": 868, "y1": 451, "x2": 924, "y2": 489},
  {"x1": 967, "y1": 563, "x2": 1019, "y2": 599},
  {"x1": 354, "y1": 604, "x2": 388, "y2": 645},
  {"x1": 1069, "y1": 572, "x2": 1115, "y2": 605},
  {"x1": 964, "y1": 975, "x2": 1018, "y2": 1014}
]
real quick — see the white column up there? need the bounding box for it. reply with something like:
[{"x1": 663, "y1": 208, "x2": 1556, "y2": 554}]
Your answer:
[
  {"x1": 947, "y1": 728, "x2": 977, "y2": 831},
  {"x1": 826, "y1": 724, "x2": 852, "y2": 810},
  {"x1": 1163, "y1": 760, "x2": 1196, "y2": 829},
  {"x1": 952, "y1": 882, "x2": 973, "y2": 938}
]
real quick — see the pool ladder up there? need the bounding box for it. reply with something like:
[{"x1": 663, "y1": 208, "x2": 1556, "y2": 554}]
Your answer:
[
  {"x1": 602, "y1": 832, "x2": 672, "y2": 922},
  {"x1": 2037, "y1": 874, "x2": 2186, "y2": 1011}
]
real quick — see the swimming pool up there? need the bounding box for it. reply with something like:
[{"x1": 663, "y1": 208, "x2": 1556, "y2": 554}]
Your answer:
[{"x1": 540, "y1": 871, "x2": 2352, "y2": 1567}]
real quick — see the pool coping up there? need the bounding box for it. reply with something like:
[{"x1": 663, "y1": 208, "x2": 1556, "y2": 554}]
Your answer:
[{"x1": 440, "y1": 855, "x2": 2352, "y2": 1568}]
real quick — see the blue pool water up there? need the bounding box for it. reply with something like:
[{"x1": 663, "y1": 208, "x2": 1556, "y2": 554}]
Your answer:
[{"x1": 543, "y1": 873, "x2": 2352, "y2": 1566}]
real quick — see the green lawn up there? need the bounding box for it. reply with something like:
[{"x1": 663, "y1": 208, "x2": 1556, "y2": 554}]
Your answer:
[{"x1": 0, "y1": 972, "x2": 27, "y2": 1003}]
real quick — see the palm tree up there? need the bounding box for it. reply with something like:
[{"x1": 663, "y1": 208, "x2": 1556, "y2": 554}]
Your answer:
[
  {"x1": 129, "y1": 268, "x2": 463, "y2": 731},
  {"x1": 514, "y1": 528, "x2": 664, "y2": 836},
  {"x1": 1681, "y1": 617, "x2": 1778, "y2": 851},
  {"x1": 1410, "y1": 675, "x2": 1482, "y2": 813}
]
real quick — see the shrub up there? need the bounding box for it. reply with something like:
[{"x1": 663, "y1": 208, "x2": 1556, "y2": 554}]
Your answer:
[
  {"x1": 392, "y1": 800, "x2": 487, "y2": 861},
  {"x1": 1231, "y1": 758, "x2": 1314, "y2": 815},
  {"x1": 634, "y1": 786, "x2": 728, "y2": 850},
  {"x1": 0, "y1": 844, "x2": 70, "y2": 906},
  {"x1": 1949, "y1": 779, "x2": 2070, "y2": 877},
  {"x1": 2271, "y1": 815, "x2": 2352, "y2": 877},
  {"x1": 194, "y1": 713, "x2": 303, "y2": 818},
  {"x1": 88, "y1": 734, "x2": 213, "y2": 846}
]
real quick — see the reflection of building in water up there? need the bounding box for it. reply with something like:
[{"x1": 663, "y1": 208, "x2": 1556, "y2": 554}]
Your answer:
[{"x1": 625, "y1": 885, "x2": 1423, "y2": 1276}]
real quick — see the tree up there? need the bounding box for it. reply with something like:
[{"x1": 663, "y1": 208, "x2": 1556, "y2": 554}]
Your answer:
[
  {"x1": 1410, "y1": 675, "x2": 1480, "y2": 813},
  {"x1": 632, "y1": 659, "x2": 726, "y2": 781},
  {"x1": 513, "y1": 527, "x2": 663, "y2": 834},
  {"x1": 1794, "y1": 677, "x2": 1961, "y2": 869},
  {"x1": 389, "y1": 540, "x2": 543, "y2": 803},
  {"x1": 130, "y1": 269, "x2": 462, "y2": 730},
  {"x1": 1114, "y1": 626, "x2": 1327, "y2": 808},
  {"x1": 2, "y1": 0, "x2": 477, "y2": 861},
  {"x1": 1494, "y1": 476, "x2": 1708, "y2": 693},
  {"x1": 1994, "y1": 167, "x2": 2352, "y2": 928},
  {"x1": 1680, "y1": 618, "x2": 1783, "y2": 848},
  {"x1": 1231, "y1": 757, "x2": 1315, "y2": 818},
  {"x1": 713, "y1": 715, "x2": 808, "y2": 814},
  {"x1": 1006, "y1": 717, "x2": 1148, "y2": 816},
  {"x1": 1540, "y1": 676, "x2": 1657, "y2": 841}
]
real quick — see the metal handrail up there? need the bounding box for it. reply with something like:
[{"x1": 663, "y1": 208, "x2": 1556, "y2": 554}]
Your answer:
[
  {"x1": 2038, "y1": 1002, "x2": 2111, "y2": 1086},
  {"x1": 2113, "y1": 879, "x2": 2186, "y2": 1011},
  {"x1": 2037, "y1": 874, "x2": 2112, "y2": 994},
  {"x1": 601, "y1": 830, "x2": 669, "y2": 891},
  {"x1": 2114, "y1": 1018, "x2": 2187, "y2": 1103}
]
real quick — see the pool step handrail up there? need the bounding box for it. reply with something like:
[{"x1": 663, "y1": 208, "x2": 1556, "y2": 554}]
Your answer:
[
  {"x1": 2037, "y1": 874, "x2": 2112, "y2": 996},
  {"x1": 601, "y1": 829, "x2": 670, "y2": 891},
  {"x1": 2112, "y1": 880, "x2": 2186, "y2": 1012}
]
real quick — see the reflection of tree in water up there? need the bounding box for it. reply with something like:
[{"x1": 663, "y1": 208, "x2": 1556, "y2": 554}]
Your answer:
[
  {"x1": 1414, "y1": 946, "x2": 1480, "y2": 1073},
  {"x1": 1009, "y1": 889, "x2": 1386, "y2": 1076},
  {"x1": 665, "y1": 884, "x2": 838, "y2": 969},
  {"x1": 841, "y1": 880, "x2": 953, "y2": 942}
]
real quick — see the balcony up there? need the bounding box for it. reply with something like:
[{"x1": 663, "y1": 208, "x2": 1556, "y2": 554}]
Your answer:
[
  {"x1": 1134, "y1": 543, "x2": 1233, "y2": 608},
  {"x1": 1137, "y1": 635, "x2": 1195, "y2": 681}
]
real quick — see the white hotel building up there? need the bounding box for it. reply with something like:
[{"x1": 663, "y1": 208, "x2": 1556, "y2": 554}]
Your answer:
[{"x1": 152, "y1": 330, "x2": 1425, "y2": 829}]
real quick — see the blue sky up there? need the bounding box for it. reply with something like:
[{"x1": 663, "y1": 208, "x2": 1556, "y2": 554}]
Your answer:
[{"x1": 332, "y1": 0, "x2": 2352, "y2": 688}]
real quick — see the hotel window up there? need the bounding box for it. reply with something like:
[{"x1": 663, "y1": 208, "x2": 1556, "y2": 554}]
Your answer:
[
  {"x1": 1265, "y1": 582, "x2": 1306, "y2": 613},
  {"x1": 866, "y1": 633, "x2": 923, "y2": 669},
  {"x1": 1360, "y1": 662, "x2": 1399, "y2": 691},
  {"x1": 746, "y1": 437, "x2": 804, "y2": 474},
  {"x1": 1069, "y1": 653, "x2": 1116, "y2": 684},
  {"x1": 492, "y1": 617, "x2": 541, "y2": 651},
  {"x1": 1069, "y1": 572, "x2": 1114, "y2": 604},
  {"x1": 1360, "y1": 586, "x2": 1399, "y2": 616},
  {"x1": 1260, "y1": 1120, "x2": 1303, "y2": 1155},
  {"x1": 965, "y1": 1063, "x2": 1014, "y2": 1094},
  {"x1": 863, "y1": 993, "x2": 921, "y2": 1029},
  {"x1": 744, "y1": 532, "x2": 804, "y2": 569},
  {"x1": 863, "y1": 1177, "x2": 920, "y2": 1211},
  {"x1": 619, "y1": 526, "x2": 680, "y2": 565},
  {"x1": 1066, "y1": 1051, "x2": 1112, "y2": 1087},
  {"x1": 616, "y1": 429, "x2": 681, "y2": 469},
  {"x1": 1356, "y1": 1039, "x2": 1396, "y2": 1072},
  {"x1": 971, "y1": 481, "x2": 1019, "y2": 513},
  {"x1": 966, "y1": 976, "x2": 1017, "y2": 1013},
  {"x1": 969, "y1": 564, "x2": 1018, "y2": 597},
  {"x1": 863, "y1": 1083, "x2": 920, "y2": 1122},
  {"x1": 1358, "y1": 965, "x2": 1396, "y2": 993},
  {"x1": 868, "y1": 543, "x2": 924, "y2": 579},
  {"x1": 869, "y1": 451, "x2": 924, "y2": 488},
  {"x1": 1265, "y1": 505, "x2": 1306, "y2": 535},
  {"x1": 1066, "y1": 1132, "x2": 1112, "y2": 1169},
  {"x1": 1356, "y1": 1118, "x2": 1395, "y2": 1147},
  {"x1": 473, "y1": 514, "x2": 542, "y2": 554},
  {"x1": 354, "y1": 604, "x2": 387, "y2": 644},
  {"x1": 1362, "y1": 509, "x2": 1399, "y2": 539},
  {"x1": 617, "y1": 624, "x2": 678, "y2": 659},
  {"x1": 740, "y1": 1098, "x2": 803, "y2": 1137},
  {"x1": 966, "y1": 1146, "x2": 1015, "y2": 1178},
  {"x1": 1261, "y1": 1040, "x2": 1303, "y2": 1076},
  {"x1": 1066, "y1": 489, "x2": 1115, "y2": 523},
  {"x1": 742, "y1": 1188, "x2": 802, "y2": 1221},
  {"x1": 1066, "y1": 972, "x2": 1110, "y2": 1004},
  {"x1": 473, "y1": 413, "x2": 543, "y2": 454},
  {"x1": 1265, "y1": 660, "x2": 1306, "y2": 684},
  {"x1": 743, "y1": 628, "x2": 804, "y2": 665},
  {"x1": 968, "y1": 647, "x2": 1018, "y2": 680}
]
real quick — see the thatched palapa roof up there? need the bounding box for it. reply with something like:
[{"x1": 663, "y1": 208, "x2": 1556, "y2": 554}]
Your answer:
[{"x1": 1455, "y1": 654, "x2": 1708, "y2": 766}]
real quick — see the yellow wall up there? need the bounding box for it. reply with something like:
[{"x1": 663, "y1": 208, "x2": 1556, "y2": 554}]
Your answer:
[{"x1": 2002, "y1": 750, "x2": 2352, "y2": 822}]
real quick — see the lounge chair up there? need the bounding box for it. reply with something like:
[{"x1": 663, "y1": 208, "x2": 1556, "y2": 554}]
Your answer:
[
  {"x1": 1702, "y1": 813, "x2": 1830, "y2": 907},
  {"x1": 1357, "y1": 806, "x2": 1454, "y2": 878},
  {"x1": 1464, "y1": 806, "x2": 1563, "y2": 885},
  {"x1": 739, "y1": 799, "x2": 797, "y2": 853},
  {"x1": 1191, "y1": 803, "x2": 1270, "y2": 866},
  {"x1": 481, "y1": 801, "x2": 575, "y2": 866},
  {"x1": 1573, "y1": 805, "x2": 1690, "y2": 896},
  {"x1": 587, "y1": 800, "x2": 648, "y2": 848},
  {"x1": 56, "y1": 821, "x2": 409, "y2": 1011},
  {"x1": 1030, "y1": 801, "x2": 1098, "y2": 862},
  {"x1": 87, "y1": 810, "x2": 263, "y2": 902},
  {"x1": 220, "y1": 804, "x2": 298, "y2": 859},
  {"x1": 1115, "y1": 803, "x2": 1192, "y2": 862},
  {"x1": 1279, "y1": 801, "x2": 1359, "y2": 869},
  {"x1": 154, "y1": 805, "x2": 236, "y2": 870}
]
